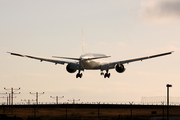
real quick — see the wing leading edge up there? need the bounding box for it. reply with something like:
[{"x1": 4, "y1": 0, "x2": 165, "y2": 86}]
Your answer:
[
  {"x1": 109, "y1": 51, "x2": 173, "y2": 68},
  {"x1": 7, "y1": 52, "x2": 78, "y2": 65}
]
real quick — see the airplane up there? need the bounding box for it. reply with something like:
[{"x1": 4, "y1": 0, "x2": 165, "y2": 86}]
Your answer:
[
  {"x1": 7, "y1": 30, "x2": 173, "y2": 78},
  {"x1": 7, "y1": 50, "x2": 173, "y2": 78}
]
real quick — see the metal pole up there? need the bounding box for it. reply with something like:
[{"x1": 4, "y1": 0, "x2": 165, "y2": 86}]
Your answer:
[
  {"x1": 36, "y1": 92, "x2": 38, "y2": 112},
  {"x1": 131, "y1": 104, "x2": 132, "y2": 120},
  {"x1": 7, "y1": 96, "x2": 8, "y2": 106},
  {"x1": 66, "y1": 103, "x2": 67, "y2": 120},
  {"x1": 28, "y1": 100, "x2": 30, "y2": 105},
  {"x1": 50, "y1": 96, "x2": 64, "y2": 108},
  {"x1": 167, "y1": 86, "x2": 169, "y2": 120},
  {"x1": 73, "y1": 99, "x2": 75, "y2": 104},
  {"x1": 9, "y1": 93, "x2": 10, "y2": 106},
  {"x1": 9, "y1": 93, "x2": 10, "y2": 112},
  {"x1": 11, "y1": 88, "x2": 13, "y2": 105},
  {"x1": 166, "y1": 84, "x2": 172, "y2": 120},
  {"x1": 36, "y1": 92, "x2": 38, "y2": 105},
  {"x1": 30, "y1": 92, "x2": 44, "y2": 113},
  {"x1": 11, "y1": 88, "x2": 13, "y2": 114},
  {"x1": 4, "y1": 87, "x2": 20, "y2": 114},
  {"x1": 129, "y1": 102, "x2": 133, "y2": 120},
  {"x1": 68, "y1": 99, "x2": 80, "y2": 104},
  {"x1": 56, "y1": 96, "x2": 58, "y2": 104}
]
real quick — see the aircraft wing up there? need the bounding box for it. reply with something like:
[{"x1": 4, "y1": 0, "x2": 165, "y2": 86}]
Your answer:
[
  {"x1": 109, "y1": 51, "x2": 173, "y2": 67},
  {"x1": 8, "y1": 52, "x2": 78, "y2": 65}
]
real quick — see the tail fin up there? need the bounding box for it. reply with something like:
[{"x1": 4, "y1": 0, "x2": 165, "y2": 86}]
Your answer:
[{"x1": 81, "y1": 28, "x2": 85, "y2": 55}]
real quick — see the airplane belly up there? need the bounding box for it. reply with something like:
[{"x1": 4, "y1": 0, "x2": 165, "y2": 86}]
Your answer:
[{"x1": 80, "y1": 60, "x2": 100, "y2": 69}]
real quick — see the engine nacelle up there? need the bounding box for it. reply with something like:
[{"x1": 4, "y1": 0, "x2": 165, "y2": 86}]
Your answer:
[
  {"x1": 66, "y1": 64, "x2": 77, "y2": 73},
  {"x1": 115, "y1": 64, "x2": 126, "y2": 73}
]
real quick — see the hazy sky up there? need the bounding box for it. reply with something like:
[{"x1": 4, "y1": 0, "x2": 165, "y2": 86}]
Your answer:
[{"x1": 0, "y1": 0, "x2": 180, "y2": 104}]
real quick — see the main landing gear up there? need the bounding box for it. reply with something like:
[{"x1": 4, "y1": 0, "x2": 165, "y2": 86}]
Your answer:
[
  {"x1": 76, "y1": 70, "x2": 83, "y2": 78},
  {"x1": 101, "y1": 70, "x2": 110, "y2": 78}
]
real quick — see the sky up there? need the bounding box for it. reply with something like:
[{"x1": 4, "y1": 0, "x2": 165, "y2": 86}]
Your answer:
[{"x1": 0, "y1": 0, "x2": 180, "y2": 104}]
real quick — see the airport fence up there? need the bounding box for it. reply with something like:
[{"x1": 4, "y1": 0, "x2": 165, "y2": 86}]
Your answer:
[{"x1": 1, "y1": 101, "x2": 180, "y2": 106}]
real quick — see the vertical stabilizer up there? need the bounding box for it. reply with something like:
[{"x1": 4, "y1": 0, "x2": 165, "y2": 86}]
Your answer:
[{"x1": 81, "y1": 28, "x2": 86, "y2": 55}]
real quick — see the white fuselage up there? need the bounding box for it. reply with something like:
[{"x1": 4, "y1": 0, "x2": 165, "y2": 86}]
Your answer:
[{"x1": 79, "y1": 53, "x2": 109, "y2": 69}]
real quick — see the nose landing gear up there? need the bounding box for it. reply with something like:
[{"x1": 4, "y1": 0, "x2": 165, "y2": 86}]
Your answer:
[{"x1": 100, "y1": 71, "x2": 104, "y2": 75}]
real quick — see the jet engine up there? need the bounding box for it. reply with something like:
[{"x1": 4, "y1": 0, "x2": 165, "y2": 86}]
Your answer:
[
  {"x1": 66, "y1": 64, "x2": 77, "y2": 73},
  {"x1": 115, "y1": 63, "x2": 126, "y2": 73}
]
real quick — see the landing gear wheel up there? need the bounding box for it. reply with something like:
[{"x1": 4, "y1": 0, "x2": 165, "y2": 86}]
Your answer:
[
  {"x1": 76, "y1": 74, "x2": 79, "y2": 78},
  {"x1": 80, "y1": 73, "x2": 83, "y2": 78},
  {"x1": 104, "y1": 73, "x2": 110, "y2": 78},
  {"x1": 107, "y1": 73, "x2": 110, "y2": 78},
  {"x1": 104, "y1": 73, "x2": 107, "y2": 78},
  {"x1": 76, "y1": 73, "x2": 83, "y2": 78}
]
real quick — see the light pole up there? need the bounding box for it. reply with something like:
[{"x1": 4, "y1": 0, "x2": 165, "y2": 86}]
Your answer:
[
  {"x1": 4, "y1": 87, "x2": 20, "y2": 114},
  {"x1": 21, "y1": 99, "x2": 35, "y2": 105},
  {"x1": 50, "y1": 96, "x2": 64, "y2": 104},
  {"x1": 166, "y1": 84, "x2": 172, "y2": 120},
  {"x1": 50, "y1": 96, "x2": 64, "y2": 108},
  {"x1": 68, "y1": 99, "x2": 80, "y2": 104},
  {"x1": 30, "y1": 92, "x2": 44, "y2": 105},
  {"x1": 30, "y1": 92, "x2": 44, "y2": 112},
  {"x1": 68, "y1": 98, "x2": 80, "y2": 109}
]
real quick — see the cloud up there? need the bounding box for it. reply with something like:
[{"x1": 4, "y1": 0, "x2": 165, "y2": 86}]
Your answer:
[{"x1": 141, "y1": 0, "x2": 180, "y2": 24}]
